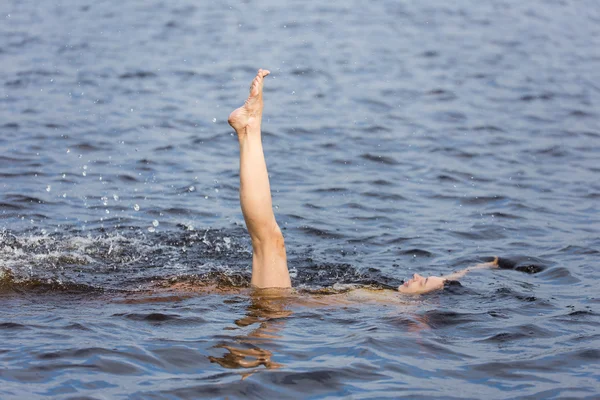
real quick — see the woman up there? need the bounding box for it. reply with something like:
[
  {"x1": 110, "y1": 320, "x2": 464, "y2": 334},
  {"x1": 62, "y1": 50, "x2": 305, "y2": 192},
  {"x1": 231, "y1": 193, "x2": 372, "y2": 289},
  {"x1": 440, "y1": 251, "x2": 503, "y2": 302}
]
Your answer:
[{"x1": 227, "y1": 69, "x2": 498, "y2": 295}]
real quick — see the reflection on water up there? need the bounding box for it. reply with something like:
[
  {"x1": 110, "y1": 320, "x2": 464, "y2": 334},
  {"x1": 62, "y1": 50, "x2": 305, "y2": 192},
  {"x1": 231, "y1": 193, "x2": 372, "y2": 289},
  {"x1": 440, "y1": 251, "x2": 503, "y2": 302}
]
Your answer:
[{"x1": 210, "y1": 290, "x2": 291, "y2": 371}]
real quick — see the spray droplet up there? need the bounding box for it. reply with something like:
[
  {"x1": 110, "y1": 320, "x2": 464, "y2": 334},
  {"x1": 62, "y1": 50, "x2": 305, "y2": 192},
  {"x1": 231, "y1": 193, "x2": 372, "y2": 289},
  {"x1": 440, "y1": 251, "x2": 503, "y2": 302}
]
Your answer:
[
  {"x1": 152, "y1": 220, "x2": 159, "y2": 227},
  {"x1": 148, "y1": 226, "x2": 156, "y2": 232},
  {"x1": 212, "y1": 118, "x2": 217, "y2": 123},
  {"x1": 46, "y1": 185, "x2": 51, "y2": 192},
  {"x1": 189, "y1": 186, "x2": 195, "y2": 192},
  {"x1": 113, "y1": 194, "x2": 119, "y2": 201},
  {"x1": 134, "y1": 204, "x2": 140, "y2": 211}
]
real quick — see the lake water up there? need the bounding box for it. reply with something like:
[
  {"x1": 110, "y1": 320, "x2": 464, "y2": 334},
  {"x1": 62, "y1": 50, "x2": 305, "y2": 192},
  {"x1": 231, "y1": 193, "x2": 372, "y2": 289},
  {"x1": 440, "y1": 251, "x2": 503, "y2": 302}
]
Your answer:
[{"x1": 1, "y1": 0, "x2": 599, "y2": 398}]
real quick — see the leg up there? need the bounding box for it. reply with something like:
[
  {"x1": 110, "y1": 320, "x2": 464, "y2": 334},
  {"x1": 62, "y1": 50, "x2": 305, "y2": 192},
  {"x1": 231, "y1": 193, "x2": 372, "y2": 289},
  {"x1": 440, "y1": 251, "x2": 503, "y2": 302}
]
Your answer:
[{"x1": 228, "y1": 69, "x2": 291, "y2": 289}]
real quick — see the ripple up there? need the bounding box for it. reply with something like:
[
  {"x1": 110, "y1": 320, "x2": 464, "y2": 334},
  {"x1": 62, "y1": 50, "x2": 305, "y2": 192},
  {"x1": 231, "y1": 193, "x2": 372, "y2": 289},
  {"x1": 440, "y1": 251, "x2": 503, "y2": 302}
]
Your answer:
[{"x1": 360, "y1": 153, "x2": 399, "y2": 165}]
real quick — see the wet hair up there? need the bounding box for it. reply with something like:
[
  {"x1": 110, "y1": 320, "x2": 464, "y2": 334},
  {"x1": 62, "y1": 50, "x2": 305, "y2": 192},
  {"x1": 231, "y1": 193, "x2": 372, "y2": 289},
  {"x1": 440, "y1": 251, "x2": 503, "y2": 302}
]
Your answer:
[
  {"x1": 491, "y1": 256, "x2": 545, "y2": 274},
  {"x1": 443, "y1": 279, "x2": 462, "y2": 288}
]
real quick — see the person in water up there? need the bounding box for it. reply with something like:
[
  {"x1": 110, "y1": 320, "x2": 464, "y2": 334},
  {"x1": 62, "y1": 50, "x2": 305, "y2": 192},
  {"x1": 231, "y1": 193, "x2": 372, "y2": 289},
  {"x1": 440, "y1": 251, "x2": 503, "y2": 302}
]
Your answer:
[{"x1": 227, "y1": 69, "x2": 498, "y2": 295}]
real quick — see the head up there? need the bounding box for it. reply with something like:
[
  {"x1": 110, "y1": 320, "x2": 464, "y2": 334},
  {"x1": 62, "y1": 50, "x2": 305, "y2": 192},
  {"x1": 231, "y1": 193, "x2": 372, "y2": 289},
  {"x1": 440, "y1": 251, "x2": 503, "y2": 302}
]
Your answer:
[{"x1": 398, "y1": 273, "x2": 445, "y2": 295}]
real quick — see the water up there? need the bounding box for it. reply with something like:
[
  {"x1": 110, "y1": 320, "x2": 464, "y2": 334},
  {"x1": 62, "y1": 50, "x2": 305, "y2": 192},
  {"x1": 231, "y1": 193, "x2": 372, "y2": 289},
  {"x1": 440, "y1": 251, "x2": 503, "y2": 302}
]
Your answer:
[{"x1": 1, "y1": 0, "x2": 599, "y2": 398}]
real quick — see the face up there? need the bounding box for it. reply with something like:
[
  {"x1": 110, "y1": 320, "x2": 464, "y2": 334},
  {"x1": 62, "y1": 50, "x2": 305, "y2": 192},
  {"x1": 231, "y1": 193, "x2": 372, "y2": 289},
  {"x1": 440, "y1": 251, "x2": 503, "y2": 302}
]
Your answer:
[{"x1": 398, "y1": 273, "x2": 445, "y2": 294}]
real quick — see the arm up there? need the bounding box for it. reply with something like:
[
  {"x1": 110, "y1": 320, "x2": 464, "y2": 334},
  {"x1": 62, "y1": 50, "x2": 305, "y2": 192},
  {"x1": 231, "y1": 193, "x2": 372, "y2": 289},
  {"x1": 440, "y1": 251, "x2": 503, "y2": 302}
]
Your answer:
[{"x1": 442, "y1": 256, "x2": 499, "y2": 281}]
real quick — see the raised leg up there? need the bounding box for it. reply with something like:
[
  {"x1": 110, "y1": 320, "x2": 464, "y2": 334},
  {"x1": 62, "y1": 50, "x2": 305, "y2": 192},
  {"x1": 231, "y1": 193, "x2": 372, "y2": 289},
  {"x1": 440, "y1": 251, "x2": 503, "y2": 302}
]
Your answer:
[{"x1": 228, "y1": 69, "x2": 291, "y2": 289}]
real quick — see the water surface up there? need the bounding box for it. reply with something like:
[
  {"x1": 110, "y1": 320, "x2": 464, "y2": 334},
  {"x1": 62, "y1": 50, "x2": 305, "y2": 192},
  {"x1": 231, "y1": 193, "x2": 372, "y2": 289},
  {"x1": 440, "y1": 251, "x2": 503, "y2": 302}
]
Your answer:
[{"x1": 1, "y1": 0, "x2": 599, "y2": 398}]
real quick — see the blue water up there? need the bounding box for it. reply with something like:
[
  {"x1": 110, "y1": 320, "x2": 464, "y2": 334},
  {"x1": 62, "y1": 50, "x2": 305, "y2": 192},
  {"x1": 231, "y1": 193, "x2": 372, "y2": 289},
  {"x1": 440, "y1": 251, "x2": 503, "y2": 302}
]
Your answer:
[{"x1": 1, "y1": 0, "x2": 599, "y2": 398}]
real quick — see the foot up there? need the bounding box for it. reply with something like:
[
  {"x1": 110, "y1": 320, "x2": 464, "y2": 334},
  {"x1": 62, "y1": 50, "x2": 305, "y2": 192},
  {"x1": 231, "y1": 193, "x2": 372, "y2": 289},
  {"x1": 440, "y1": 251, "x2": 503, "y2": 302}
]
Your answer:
[{"x1": 228, "y1": 69, "x2": 270, "y2": 134}]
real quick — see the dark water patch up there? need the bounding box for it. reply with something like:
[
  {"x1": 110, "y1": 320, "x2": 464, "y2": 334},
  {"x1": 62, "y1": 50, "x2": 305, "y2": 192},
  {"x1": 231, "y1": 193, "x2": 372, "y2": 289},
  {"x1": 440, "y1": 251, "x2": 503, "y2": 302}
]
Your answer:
[
  {"x1": 114, "y1": 312, "x2": 204, "y2": 326},
  {"x1": 432, "y1": 110, "x2": 467, "y2": 123},
  {"x1": 558, "y1": 245, "x2": 599, "y2": 255},
  {"x1": 397, "y1": 248, "x2": 434, "y2": 257},
  {"x1": 529, "y1": 145, "x2": 570, "y2": 158},
  {"x1": 482, "y1": 211, "x2": 523, "y2": 220},
  {"x1": 117, "y1": 174, "x2": 139, "y2": 182},
  {"x1": 551, "y1": 310, "x2": 600, "y2": 328},
  {"x1": 370, "y1": 179, "x2": 392, "y2": 186},
  {"x1": 537, "y1": 266, "x2": 578, "y2": 283},
  {"x1": 0, "y1": 322, "x2": 30, "y2": 331},
  {"x1": 461, "y1": 195, "x2": 506, "y2": 205},
  {"x1": 421, "y1": 50, "x2": 439, "y2": 58},
  {"x1": 436, "y1": 174, "x2": 460, "y2": 182},
  {"x1": 567, "y1": 310, "x2": 596, "y2": 317},
  {"x1": 361, "y1": 191, "x2": 406, "y2": 201},
  {"x1": 431, "y1": 146, "x2": 477, "y2": 159},
  {"x1": 354, "y1": 98, "x2": 393, "y2": 113},
  {"x1": 1, "y1": 122, "x2": 20, "y2": 129},
  {"x1": 384, "y1": 236, "x2": 412, "y2": 245},
  {"x1": 360, "y1": 153, "x2": 398, "y2": 165},
  {"x1": 0, "y1": 202, "x2": 25, "y2": 210},
  {"x1": 119, "y1": 71, "x2": 157, "y2": 79},
  {"x1": 303, "y1": 203, "x2": 324, "y2": 209},
  {"x1": 569, "y1": 109, "x2": 596, "y2": 118},
  {"x1": 311, "y1": 187, "x2": 348, "y2": 193},
  {"x1": 331, "y1": 158, "x2": 353, "y2": 165},
  {"x1": 426, "y1": 90, "x2": 457, "y2": 101},
  {"x1": 480, "y1": 324, "x2": 553, "y2": 343},
  {"x1": 363, "y1": 125, "x2": 392, "y2": 133},
  {"x1": 299, "y1": 226, "x2": 344, "y2": 239},
  {"x1": 420, "y1": 310, "x2": 482, "y2": 329},
  {"x1": 471, "y1": 125, "x2": 504, "y2": 132},
  {"x1": 3, "y1": 194, "x2": 46, "y2": 205},
  {"x1": 519, "y1": 93, "x2": 554, "y2": 102}
]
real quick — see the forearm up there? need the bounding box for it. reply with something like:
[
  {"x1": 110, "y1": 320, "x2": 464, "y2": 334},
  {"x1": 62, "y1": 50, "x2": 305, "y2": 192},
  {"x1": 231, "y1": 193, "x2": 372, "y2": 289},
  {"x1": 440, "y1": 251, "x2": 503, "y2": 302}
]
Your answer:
[
  {"x1": 443, "y1": 257, "x2": 499, "y2": 281},
  {"x1": 238, "y1": 128, "x2": 278, "y2": 243}
]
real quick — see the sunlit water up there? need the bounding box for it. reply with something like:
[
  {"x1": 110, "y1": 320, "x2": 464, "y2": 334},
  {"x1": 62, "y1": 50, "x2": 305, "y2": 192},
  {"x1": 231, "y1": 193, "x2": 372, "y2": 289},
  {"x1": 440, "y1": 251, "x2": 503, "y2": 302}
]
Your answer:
[{"x1": 1, "y1": 0, "x2": 599, "y2": 398}]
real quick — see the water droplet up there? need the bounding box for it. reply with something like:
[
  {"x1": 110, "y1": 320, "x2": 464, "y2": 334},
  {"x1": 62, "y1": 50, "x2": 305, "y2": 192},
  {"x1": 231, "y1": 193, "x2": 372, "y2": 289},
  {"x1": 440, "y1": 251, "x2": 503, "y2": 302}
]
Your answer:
[
  {"x1": 62, "y1": 193, "x2": 67, "y2": 198},
  {"x1": 152, "y1": 220, "x2": 159, "y2": 227},
  {"x1": 105, "y1": 209, "x2": 110, "y2": 214},
  {"x1": 82, "y1": 171, "x2": 87, "y2": 176},
  {"x1": 189, "y1": 186, "x2": 195, "y2": 192},
  {"x1": 46, "y1": 185, "x2": 51, "y2": 192},
  {"x1": 212, "y1": 118, "x2": 217, "y2": 123},
  {"x1": 148, "y1": 226, "x2": 156, "y2": 233},
  {"x1": 113, "y1": 194, "x2": 119, "y2": 201},
  {"x1": 66, "y1": 149, "x2": 70, "y2": 153},
  {"x1": 62, "y1": 174, "x2": 66, "y2": 179},
  {"x1": 134, "y1": 204, "x2": 140, "y2": 211}
]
